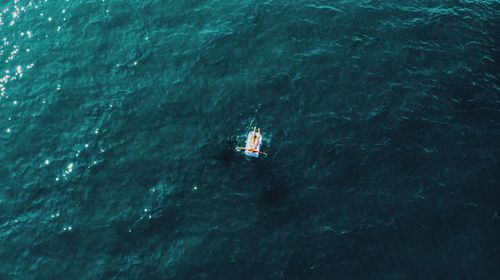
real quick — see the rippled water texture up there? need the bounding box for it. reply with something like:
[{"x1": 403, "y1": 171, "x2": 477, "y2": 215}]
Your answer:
[{"x1": 1, "y1": 0, "x2": 499, "y2": 279}]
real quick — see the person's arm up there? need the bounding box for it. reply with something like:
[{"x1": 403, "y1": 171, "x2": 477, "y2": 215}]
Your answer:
[{"x1": 236, "y1": 147, "x2": 255, "y2": 152}]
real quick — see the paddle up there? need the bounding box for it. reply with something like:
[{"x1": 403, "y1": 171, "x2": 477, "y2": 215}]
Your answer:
[{"x1": 235, "y1": 147, "x2": 268, "y2": 156}]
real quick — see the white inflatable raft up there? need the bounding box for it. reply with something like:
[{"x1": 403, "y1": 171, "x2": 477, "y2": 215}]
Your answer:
[
  {"x1": 236, "y1": 127, "x2": 266, "y2": 158},
  {"x1": 244, "y1": 130, "x2": 262, "y2": 158}
]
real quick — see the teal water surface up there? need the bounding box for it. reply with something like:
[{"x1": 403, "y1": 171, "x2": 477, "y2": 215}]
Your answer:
[{"x1": 1, "y1": 0, "x2": 499, "y2": 279}]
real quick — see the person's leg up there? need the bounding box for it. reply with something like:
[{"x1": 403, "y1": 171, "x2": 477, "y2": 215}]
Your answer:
[{"x1": 252, "y1": 127, "x2": 258, "y2": 146}]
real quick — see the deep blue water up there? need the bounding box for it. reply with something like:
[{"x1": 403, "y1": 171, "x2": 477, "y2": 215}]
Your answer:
[{"x1": 1, "y1": 0, "x2": 499, "y2": 279}]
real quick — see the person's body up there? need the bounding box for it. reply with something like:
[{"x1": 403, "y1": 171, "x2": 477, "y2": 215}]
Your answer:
[{"x1": 251, "y1": 127, "x2": 261, "y2": 147}]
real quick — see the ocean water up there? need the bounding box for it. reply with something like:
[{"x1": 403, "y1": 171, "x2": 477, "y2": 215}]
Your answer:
[{"x1": 1, "y1": 0, "x2": 499, "y2": 279}]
